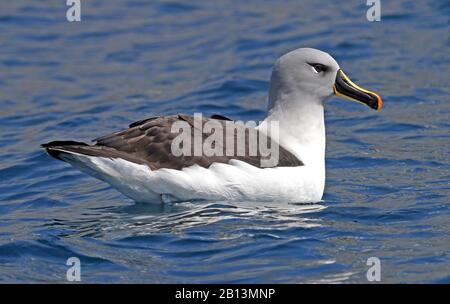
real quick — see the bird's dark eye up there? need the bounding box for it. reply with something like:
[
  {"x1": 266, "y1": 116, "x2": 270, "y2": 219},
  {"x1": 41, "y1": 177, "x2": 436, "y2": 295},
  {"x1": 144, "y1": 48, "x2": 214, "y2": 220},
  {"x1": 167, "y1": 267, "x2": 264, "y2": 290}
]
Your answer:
[{"x1": 308, "y1": 63, "x2": 328, "y2": 74}]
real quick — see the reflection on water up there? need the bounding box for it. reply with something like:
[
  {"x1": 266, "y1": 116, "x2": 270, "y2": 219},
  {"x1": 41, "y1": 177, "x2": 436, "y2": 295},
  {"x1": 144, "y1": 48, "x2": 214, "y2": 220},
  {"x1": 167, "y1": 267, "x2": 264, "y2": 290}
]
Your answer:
[
  {"x1": 32, "y1": 201, "x2": 334, "y2": 283},
  {"x1": 51, "y1": 202, "x2": 325, "y2": 239}
]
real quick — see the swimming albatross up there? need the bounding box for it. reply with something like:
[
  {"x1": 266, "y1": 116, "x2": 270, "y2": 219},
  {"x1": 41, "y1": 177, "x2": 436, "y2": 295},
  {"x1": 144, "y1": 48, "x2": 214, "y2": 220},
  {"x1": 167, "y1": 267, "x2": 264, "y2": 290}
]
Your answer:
[{"x1": 43, "y1": 48, "x2": 382, "y2": 203}]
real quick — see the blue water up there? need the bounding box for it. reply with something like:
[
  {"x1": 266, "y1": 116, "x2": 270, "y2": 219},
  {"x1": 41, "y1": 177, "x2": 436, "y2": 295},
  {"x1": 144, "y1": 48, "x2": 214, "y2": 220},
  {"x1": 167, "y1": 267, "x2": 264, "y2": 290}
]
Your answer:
[{"x1": 1, "y1": 0, "x2": 449, "y2": 283}]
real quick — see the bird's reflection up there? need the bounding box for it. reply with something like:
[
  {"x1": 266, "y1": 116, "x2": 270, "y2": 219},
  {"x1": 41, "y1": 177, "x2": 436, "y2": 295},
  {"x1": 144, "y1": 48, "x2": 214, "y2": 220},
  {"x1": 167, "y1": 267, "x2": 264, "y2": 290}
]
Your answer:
[{"x1": 47, "y1": 200, "x2": 326, "y2": 240}]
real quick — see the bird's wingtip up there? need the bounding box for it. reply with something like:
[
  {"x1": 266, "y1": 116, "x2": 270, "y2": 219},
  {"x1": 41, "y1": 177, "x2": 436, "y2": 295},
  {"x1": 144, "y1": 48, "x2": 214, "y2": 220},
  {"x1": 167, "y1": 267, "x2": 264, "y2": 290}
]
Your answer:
[{"x1": 41, "y1": 140, "x2": 88, "y2": 148}]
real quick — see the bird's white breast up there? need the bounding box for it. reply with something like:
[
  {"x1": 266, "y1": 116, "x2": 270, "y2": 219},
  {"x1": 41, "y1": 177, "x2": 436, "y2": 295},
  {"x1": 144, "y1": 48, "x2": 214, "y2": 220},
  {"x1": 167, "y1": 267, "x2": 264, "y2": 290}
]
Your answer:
[{"x1": 62, "y1": 152, "x2": 325, "y2": 203}]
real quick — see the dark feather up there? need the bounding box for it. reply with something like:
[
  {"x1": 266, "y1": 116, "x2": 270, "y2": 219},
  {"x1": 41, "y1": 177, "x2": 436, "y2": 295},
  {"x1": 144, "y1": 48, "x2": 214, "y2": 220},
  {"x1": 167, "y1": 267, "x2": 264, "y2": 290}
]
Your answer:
[
  {"x1": 43, "y1": 114, "x2": 303, "y2": 170},
  {"x1": 210, "y1": 114, "x2": 232, "y2": 121}
]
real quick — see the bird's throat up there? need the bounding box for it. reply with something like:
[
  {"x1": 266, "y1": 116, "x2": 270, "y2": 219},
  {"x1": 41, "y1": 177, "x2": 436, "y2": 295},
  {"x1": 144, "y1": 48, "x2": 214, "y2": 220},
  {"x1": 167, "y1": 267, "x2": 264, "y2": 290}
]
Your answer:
[{"x1": 261, "y1": 95, "x2": 326, "y2": 167}]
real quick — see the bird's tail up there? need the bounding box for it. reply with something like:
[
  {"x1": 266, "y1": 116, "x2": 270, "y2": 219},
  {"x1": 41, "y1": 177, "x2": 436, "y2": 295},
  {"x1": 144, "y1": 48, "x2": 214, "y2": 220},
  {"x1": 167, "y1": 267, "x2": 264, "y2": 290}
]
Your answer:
[
  {"x1": 41, "y1": 140, "x2": 90, "y2": 161},
  {"x1": 41, "y1": 140, "x2": 160, "y2": 202}
]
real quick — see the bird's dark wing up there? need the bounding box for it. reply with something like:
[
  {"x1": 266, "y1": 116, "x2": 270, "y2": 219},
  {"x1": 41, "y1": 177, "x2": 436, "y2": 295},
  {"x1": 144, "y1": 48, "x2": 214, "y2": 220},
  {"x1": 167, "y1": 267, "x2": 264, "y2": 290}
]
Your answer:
[{"x1": 44, "y1": 114, "x2": 303, "y2": 170}]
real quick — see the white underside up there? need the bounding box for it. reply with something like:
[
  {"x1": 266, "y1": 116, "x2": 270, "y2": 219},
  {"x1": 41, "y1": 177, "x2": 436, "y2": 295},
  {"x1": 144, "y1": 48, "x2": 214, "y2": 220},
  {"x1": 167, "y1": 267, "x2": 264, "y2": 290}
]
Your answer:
[{"x1": 59, "y1": 152, "x2": 325, "y2": 204}]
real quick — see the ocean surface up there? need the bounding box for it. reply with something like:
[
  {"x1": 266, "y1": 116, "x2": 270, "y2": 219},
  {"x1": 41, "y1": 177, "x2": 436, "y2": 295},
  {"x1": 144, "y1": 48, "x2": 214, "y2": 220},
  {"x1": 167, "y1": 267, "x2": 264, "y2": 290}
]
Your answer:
[{"x1": 0, "y1": 0, "x2": 449, "y2": 283}]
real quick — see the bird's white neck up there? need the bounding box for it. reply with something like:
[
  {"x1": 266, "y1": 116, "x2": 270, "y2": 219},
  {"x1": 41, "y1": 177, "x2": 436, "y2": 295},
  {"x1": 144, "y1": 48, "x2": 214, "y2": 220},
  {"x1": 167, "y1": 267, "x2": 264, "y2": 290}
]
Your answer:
[{"x1": 259, "y1": 92, "x2": 326, "y2": 167}]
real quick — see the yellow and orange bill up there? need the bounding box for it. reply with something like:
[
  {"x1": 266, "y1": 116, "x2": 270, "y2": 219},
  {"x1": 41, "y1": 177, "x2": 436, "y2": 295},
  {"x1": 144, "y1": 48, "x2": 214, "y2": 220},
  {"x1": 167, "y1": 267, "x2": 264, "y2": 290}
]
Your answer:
[{"x1": 334, "y1": 69, "x2": 382, "y2": 111}]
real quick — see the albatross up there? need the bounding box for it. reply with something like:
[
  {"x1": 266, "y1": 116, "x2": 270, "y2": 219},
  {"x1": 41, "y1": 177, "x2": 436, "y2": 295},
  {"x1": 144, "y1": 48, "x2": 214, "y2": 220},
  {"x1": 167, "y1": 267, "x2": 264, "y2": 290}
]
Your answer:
[{"x1": 42, "y1": 48, "x2": 382, "y2": 203}]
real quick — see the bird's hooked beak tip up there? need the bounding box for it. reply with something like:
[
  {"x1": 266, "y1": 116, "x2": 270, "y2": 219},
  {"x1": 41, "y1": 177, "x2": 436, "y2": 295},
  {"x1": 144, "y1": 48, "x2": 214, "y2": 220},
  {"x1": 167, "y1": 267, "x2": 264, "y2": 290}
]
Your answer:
[{"x1": 333, "y1": 69, "x2": 382, "y2": 111}]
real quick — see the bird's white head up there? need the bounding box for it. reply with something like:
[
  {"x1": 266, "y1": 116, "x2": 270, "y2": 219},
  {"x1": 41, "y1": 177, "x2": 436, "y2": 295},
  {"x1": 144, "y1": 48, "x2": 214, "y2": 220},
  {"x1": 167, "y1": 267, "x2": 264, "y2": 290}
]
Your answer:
[
  {"x1": 268, "y1": 47, "x2": 382, "y2": 113},
  {"x1": 262, "y1": 47, "x2": 382, "y2": 169}
]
